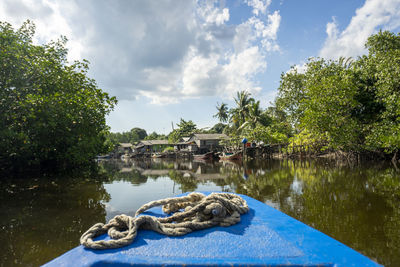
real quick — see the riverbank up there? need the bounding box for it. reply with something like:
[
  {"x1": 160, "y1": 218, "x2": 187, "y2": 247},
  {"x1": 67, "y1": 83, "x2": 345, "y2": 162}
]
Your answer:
[{"x1": 111, "y1": 144, "x2": 399, "y2": 169}]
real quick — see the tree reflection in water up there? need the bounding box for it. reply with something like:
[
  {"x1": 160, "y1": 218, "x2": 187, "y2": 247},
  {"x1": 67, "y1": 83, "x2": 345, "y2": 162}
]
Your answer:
[
  {"x1": 107, "y1": 158, "x2": 400, "y2": 266},
  {"x1": 0, "y1": 173, "x2": 110, "y2": 266},
  {"x1": 1, "y1": 158, "x2": 399, "y2": 266},
  {"x1": 221, "y1": 159, "x2": 400, "y2": 267}
]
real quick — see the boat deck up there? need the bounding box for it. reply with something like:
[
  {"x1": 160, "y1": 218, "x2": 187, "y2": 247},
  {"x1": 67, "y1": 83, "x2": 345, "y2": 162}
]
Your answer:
[{"x1": 43, "y1": 192, "x2": 381, "y2": 266}]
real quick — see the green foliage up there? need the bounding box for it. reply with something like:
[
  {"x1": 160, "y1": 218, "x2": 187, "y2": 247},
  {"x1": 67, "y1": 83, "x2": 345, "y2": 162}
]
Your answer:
[
  {"x1": 107, "y1": 131, "x2": 138, "y2": 145},
  {"x1": 301, "y1": 58, "x2": 360, "y2": 150},
  {"x1": 361, "y1": 31, "x2": 400, "y2": 153},
  {"x1": 212, "y1": 31, "x2": 400, "y2": 156},
  {"x1": 209, "y1": 123, "x2": 226, "y2": 133},
  {"x1": 0, "y1": 21, "x2": 117, "y2": 172},
  {"x1": 107, "y1": 127, "x2": 148, "y2": 145},
  {"x1": 264, "y1": 106, "x2": 292, "y2": 137},
  {"x1": 275, "y1": 68, "x2": 306, "y2": 126},
  {"x1": 219, "y1": 131, "x2": 242, "y2": 150},
  {"x1": 277, "y1": 58, "x2": 361, "y2": 151},
  {"x1": 168, "y1": 170, "x2": 198, "y2": 192},
  {"x1": 163, "y1": 146, "x2": 174, "y2": 152},
  {"x1": 211, "y1": 90, "x2": 294, "y2": 148},
  {"x1": 286, "y1": 129, "x2": 328, "y2": 153},
  {"x1": 212, "y1": 90, "x2": 289, "y2": 142},
  {"x1": 245, "y1": 125, "x2": 288, "y2": 145},
  {"x1": 213, "y1": 102, "x2": 229, "y2": 122},
  {"x1": 131, "y1": 128, "x2": 147, "y2": 140},
  {"x1": 246, "y1": 100, "x2": 263, "y2": 128},
  {"x1": 176, "y1": 118, "x2": 197, "y2": 134},
  {"x1": 274, "y1": 30, "x2": 400, "y2": 154},
  {"x1": 231, "y1": 90, "x2": 255, "y2": 128},
  {"x1": 144, "y1": 131, "x2": 167, "y2": 141},
  {"x1": 168, "y1": 118, "x2": 197, "y2": 143}
]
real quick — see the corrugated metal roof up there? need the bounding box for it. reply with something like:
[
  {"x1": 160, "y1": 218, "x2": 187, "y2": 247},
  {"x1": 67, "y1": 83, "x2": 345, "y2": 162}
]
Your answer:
[
  {"x1": 175, "y1": 137, "x2": 191, "y2": 145},
  {"x1": 145, "y1": 140, "x2": 169, "y2": 145},
  {"x1": 119, "y1": 143, "x2": 133, "y2": 148},
  {"x1": 193, "y1": 133, "x2": 228, "y2": 140},
  {"x1": 136, "y1": 140, "x2": 169, "y2": 147}
]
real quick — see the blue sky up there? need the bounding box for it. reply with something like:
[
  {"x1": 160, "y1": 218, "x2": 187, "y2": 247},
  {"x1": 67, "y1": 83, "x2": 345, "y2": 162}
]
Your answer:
[{"x1": 1, "y1": 0, "x2": 400, "y2": 134}]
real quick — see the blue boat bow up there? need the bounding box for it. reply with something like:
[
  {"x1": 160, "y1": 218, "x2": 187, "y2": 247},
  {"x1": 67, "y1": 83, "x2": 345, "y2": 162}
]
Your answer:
[{"x1": 42, "y1": 192, "x2": 381, "y2": 266}]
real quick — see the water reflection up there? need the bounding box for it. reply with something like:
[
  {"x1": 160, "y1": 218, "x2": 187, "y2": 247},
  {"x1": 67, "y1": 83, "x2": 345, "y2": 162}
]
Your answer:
[
  {"x1": 1, "y1": 158, "x2": 399, "y2": 266},
  {"x1": 98, "y1": 159, "x2": 225, "y2": 217},
  {"x1": 98, "y1": 158, "x2": 400, "y2": 266},
  {"x1": 0, "y1": 174, "x2": 110, "y2": 267}
]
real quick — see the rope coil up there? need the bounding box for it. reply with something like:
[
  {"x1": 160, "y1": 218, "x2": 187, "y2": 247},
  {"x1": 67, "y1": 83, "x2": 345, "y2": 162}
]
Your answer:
[{"x1": 80, "y1": 192, "x2": 249, "y2": 250}]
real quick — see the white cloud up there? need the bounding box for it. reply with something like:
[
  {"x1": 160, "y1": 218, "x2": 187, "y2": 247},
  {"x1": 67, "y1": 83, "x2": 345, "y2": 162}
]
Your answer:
[
  {"x1": 236, "y1": 0, "x2": 281, "y2": 54},
  {"x1": 0, "y1": 0, "x2": 281, "y2": 104},
  {"x1": 320, "y1": 0, "x2": 400, "y2": 59},
  {"x1": 222, "y1": 46, "x2": 266, "y2": 96},
  {"x1": 180, "y1": 45, "x2": 266, "y2": 100},
  {"x1": 248, "y1": 10, "x2": 281, "y2": 51},
  {"x1": 182, "y1": 48, "x2": 222, "y2": 97},
  {"x1": 197, "y1": 0, "x2": 230, "y2": 26},
  {"x1": 0, "y1": 0, "x2": 82, "y2": 61},
  {"x1": 176, "y1": 0, "x2": 280, "y2": 102},
  {"x1": 245, "y1": 0, "x2": 271, "y2": 16},
  {"x1": 139, "y1": 91, "x2": 180, "y2": 105},
  {"x1": 233, "y1": 22, "x2": 254, "y2": 53}
]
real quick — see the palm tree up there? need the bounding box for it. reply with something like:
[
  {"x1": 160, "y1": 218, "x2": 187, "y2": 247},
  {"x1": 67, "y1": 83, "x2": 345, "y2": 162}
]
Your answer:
[
  {"x1": 232, "y1": 91, "x2": 254, "y2": 126},
  {"x1": 238, "y1": 101, "x2": 263, "y2": 130},
  {"x1": 248, "y1": 100, "x2": 263, "y2": 128},
  {"x1": 213, "y1": 102, "x2": 229, "y2": 123}
]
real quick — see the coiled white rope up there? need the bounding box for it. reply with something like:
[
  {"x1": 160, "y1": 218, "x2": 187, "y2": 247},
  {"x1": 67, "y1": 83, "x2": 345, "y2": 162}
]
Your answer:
[{"x1": 80, "y1": 192, "x2": 249, "y2": 250}]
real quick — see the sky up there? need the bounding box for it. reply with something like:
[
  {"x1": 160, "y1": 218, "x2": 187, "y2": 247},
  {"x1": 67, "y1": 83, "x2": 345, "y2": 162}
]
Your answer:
[{"x1": 1, "y1": 0, "x2": 400, "y2": 134}]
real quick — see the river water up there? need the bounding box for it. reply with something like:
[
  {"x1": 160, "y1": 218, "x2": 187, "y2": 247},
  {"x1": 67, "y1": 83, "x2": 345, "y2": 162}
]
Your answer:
[{"x1": 1, "y1": 158, "x2": 399, "y2": 266}]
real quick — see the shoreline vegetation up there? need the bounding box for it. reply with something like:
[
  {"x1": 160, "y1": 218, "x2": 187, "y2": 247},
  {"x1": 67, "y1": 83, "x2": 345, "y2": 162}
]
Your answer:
[
  {"x1": 1, "y1": 20, "x2": 400, "y2": 175},
  {"x1": 0, "y1": 21, "x2": 117, "y2": 175},
  {"x1": 108, "y1": 31, "x2": 400, "y2": 168}
]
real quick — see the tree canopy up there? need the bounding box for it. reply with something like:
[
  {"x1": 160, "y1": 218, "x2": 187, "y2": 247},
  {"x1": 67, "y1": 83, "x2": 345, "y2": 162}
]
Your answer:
[
  {"x1": 0, "y1": 21, "x2": 117, "y2": 173},
  {"x1": 213, "y1": 102, "x2": 229, "y2": 123},
  {"x1": 144, "y1": 131, "x2": 167, "y2": 141},
  {"x1": 210, "y1": 30, "x2": 400, "y2": 156},
  {"x1": 275, "y1": 30, "x2": 400, "y2": 154},
  {"x1": 107, "y1": 128, "x2": 148, "y2": 145},
  {"x1": 168, "y1": 119, "x2": 197, "y2": 143}
]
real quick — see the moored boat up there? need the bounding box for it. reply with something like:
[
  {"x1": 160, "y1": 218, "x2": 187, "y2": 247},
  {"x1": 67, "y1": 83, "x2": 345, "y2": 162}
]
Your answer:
[
  {"x1": 193, "y1": 151, "x2": 214, "y2": 160},
  {"x1": 219, "y1": 151, "x2": 242, "y2": 161},
  {"x1": 95, "y1": 154, "x2": 111, "y2": 159},
  {"x1": 43, "y1": 192, "x2": 381, "y2": 267},
  {"x1": 120, "y1": 154, "x2": 131, "y2": 160},
  {"x1": 151, "y1": 153, "x2": 165, "y2": 158}
]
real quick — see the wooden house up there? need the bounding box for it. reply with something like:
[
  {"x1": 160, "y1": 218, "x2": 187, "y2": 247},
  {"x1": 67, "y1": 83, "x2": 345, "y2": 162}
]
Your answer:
[
  {"x1": 174, "y1": 137, "x2": 191, "y2": 151},
  {"x1": 135, "y1": 140, "x2": 170, "y2": 153},
  {"x1": 186, "y1": 133, "x2": 228, "y2": 153},
  {"x1": 117, "y1": 143, "x2": 134, "y2": 154}
]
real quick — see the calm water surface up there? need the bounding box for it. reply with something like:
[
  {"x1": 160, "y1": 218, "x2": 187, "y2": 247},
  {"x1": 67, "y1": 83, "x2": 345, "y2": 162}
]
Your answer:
[{"x1": 1, "y1": 158, "x2": 399, "y2": 266}]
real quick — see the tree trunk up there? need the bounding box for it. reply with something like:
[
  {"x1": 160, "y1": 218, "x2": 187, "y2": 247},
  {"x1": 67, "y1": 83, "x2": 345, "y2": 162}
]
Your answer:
[{"x1": 392, "y1": 150, "x2": 399, "y2": 171}]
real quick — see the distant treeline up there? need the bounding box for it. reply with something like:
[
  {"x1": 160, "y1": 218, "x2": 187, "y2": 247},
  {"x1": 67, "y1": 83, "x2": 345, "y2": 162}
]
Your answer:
[
  {"x1": 107, "y1": 128, "x2": 152, "y2": 144},
  {"x1": 107, "y1": 120, "x2": 226, "y2": 146}
]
